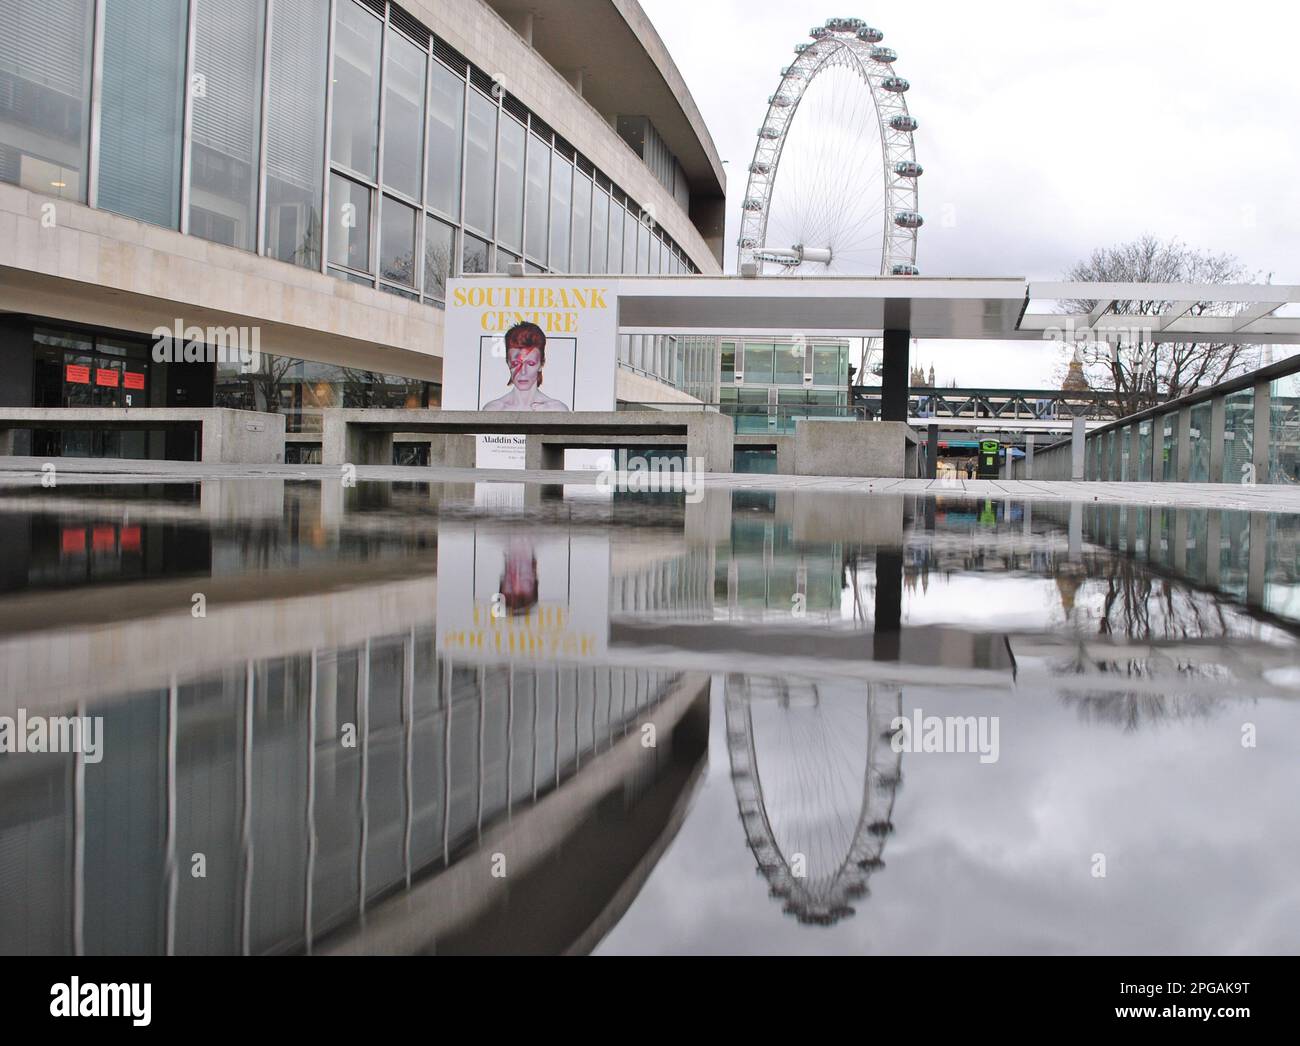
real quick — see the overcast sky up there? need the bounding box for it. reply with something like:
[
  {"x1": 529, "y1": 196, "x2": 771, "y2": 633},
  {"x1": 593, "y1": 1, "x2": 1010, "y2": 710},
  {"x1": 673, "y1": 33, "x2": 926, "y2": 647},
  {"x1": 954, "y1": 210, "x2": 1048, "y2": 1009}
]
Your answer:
[{"x1": 638, "y1": 0, "x2": 1300, "y2": 386}]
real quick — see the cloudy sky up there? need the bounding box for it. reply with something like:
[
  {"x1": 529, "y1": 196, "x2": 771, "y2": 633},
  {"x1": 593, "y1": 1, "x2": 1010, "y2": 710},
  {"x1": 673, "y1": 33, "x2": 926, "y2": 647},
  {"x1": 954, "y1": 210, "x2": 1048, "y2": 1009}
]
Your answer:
[{"x1": 638, "y1": 0, "x2": 1300, "y2": 386}]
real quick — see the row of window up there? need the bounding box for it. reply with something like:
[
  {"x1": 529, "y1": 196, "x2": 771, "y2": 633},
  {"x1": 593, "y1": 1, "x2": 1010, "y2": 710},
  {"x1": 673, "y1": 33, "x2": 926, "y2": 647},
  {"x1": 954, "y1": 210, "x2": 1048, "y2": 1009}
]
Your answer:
[
  {"x1": 0, "y1": 0, "x2": 701, "y2": 311},
  {"x1": 719, "y1": 340, "x2": 852, "y2": 387}
]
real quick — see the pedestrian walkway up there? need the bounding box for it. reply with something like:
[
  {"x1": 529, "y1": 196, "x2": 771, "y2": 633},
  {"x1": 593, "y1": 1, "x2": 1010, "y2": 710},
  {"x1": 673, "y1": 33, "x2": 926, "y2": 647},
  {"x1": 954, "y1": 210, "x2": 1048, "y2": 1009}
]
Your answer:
[{"x1": 0, "y1": 456, "x2": 1298, "y2": 513}]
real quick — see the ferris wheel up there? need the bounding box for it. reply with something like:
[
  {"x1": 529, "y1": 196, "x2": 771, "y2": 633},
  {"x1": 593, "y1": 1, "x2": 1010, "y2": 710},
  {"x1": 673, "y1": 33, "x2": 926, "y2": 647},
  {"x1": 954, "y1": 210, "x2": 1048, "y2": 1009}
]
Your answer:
[{"x1": 738, "y1": 17, "x2": 922, "y2": 277}]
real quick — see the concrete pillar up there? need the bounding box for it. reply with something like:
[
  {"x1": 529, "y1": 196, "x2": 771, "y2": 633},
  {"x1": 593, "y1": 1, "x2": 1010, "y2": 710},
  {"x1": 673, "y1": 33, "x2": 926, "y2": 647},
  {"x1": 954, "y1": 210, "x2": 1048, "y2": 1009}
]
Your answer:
[
  {"x1": 1024, "y1": 434, "x2": 1035, "y2": 480},
  {"x1": 926, "y1": 424, "x2": 939, "y2": 479},
  {"x1": 873, "y1": 548, "x2": 903, "y2": 659},
  {"x1": 1176, "y1": 407, "x2": 1193, "y2": 483},
  {"x1": 1071, "y1": 415, "x2": 1086, "y2": 480},
  {"x1": 880, "y1": 329, "x2": 910, "y2": 423},
  {"x1": 1252, "y1": 380, "x2": 1271, "y2": 483},
  {"x1": 1209, "y1": 396, "x2": 1227, "y2": 483}
]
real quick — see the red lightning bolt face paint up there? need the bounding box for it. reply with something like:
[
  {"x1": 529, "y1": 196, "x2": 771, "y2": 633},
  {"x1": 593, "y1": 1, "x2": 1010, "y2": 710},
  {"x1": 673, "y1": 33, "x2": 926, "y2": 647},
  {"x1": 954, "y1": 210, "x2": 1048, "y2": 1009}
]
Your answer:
[{"x1": 507, "y1": 347, "x2": 542, "y2": 390}]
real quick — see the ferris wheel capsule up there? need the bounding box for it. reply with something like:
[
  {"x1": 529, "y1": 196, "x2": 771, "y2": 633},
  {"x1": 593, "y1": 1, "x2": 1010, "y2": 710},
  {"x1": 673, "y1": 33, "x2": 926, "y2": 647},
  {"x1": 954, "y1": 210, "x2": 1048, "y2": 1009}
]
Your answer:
[
  {"x1": 749, "y1": 162, "x2": 772, "y2": 175},
  {"x1": 893, "y1": 160, "x2": 923, "y2": 178},
  {"x1": 870, "y1": 46, "x2": 897, "y2": 63},
  {"x1": 889, "y1": 114, "x2": 919, "y2": 132},
  {"x1": 810, "y1": 26, "x2": 831, "y2": 39},
  {"x1": 743, "y1": 198, "x2": 765, "y2": 212},
  {"x1": 794, "y1": 43, "x2": 814, "y2": 54},
  {"x1": 891, "y1": 264, "x2": 920, "y2": 276},
  {"x1": 881, "y1": 76, "x2": 910, "y2": 93},
  {"x1": 894, "y1": 211, "x2": 924, "y2": 229},
  {"x1": 758, "y1": 126, "x2": 780, "y2": 139},
  {"x1": 857, "y1": 26, "x2": 884, "y2": 43},
  {"x1": 825, "y1": 17, "x2": 864, "y2": 32},
  {"x1": 769, "y1": 94, "x2": 794, "y2": 107}
]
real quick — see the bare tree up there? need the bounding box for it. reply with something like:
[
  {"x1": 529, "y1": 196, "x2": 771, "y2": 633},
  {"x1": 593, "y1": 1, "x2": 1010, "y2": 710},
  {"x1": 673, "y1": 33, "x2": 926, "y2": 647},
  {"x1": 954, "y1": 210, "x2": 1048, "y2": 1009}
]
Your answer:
[{"x1": 1059, "y1": 235, "x2": 1266, "y2": 416}]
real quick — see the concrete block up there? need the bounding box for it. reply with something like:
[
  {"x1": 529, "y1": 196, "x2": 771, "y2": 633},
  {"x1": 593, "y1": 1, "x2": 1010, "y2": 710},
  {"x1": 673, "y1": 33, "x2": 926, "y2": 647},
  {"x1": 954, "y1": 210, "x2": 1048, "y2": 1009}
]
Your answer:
[{"x1": 792, "y1": 420, "x2": 919, "y2": 478}]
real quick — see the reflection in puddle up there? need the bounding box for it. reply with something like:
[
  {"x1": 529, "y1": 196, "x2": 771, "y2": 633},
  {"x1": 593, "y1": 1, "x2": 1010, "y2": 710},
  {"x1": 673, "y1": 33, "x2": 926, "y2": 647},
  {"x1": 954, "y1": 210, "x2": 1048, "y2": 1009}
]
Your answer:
[{"x1": 1, "y1": 481, "x2": 1298, "y2": 954}]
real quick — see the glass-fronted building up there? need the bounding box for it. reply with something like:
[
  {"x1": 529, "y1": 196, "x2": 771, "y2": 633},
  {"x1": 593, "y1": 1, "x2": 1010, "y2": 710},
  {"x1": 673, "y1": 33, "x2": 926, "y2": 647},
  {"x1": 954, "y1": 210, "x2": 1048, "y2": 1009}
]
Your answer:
[
  {"x1": 0, "y1": 0, "x2": 726, "y2": 458},
  {"x1": 718, "y1": 337, "x2": 853, "y2": 433}
]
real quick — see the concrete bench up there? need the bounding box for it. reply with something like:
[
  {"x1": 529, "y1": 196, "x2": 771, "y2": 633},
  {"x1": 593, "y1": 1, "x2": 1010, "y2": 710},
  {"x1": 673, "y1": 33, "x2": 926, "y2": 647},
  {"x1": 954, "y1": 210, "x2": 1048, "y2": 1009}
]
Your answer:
[
  {"x1": 320, "y1": 409, "x2": 735, "y2": 473},
  {"x1": 0, "y1": 408, "x2": 285, "y2": 464}
]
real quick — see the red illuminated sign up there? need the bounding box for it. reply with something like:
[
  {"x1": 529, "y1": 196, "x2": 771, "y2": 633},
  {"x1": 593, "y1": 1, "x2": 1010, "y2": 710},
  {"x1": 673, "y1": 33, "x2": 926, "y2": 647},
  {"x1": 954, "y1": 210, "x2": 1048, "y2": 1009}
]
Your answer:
[
  {"x1": 65, "y1": 365, "x2": 90, "y2": 384},
  {"x1": 61, "y1": 528, "x2": 87, "y2": 554},
  {"x1": 124, "y1": 371, "x2": 146, "y2": 390},
  {"x1": 119, "y1": 526, "x2": 142, "y2": 552},
  {"x1": 92, "y1": 526, "x2": 116, "y2": 552},
  {"x1": 95, "y1": 369, "x2": 120, "y2": 388}
]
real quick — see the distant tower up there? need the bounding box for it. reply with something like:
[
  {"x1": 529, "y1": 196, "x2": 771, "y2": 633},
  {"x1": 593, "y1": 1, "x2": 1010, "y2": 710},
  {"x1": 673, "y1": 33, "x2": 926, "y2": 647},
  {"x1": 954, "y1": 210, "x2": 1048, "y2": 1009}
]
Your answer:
[
  {"x1": 927, "y1": 364, "x2": 935, "y2": 387},
  {"x1": 1062, "y1": 350, "x2": 1090, "y2": 394}
]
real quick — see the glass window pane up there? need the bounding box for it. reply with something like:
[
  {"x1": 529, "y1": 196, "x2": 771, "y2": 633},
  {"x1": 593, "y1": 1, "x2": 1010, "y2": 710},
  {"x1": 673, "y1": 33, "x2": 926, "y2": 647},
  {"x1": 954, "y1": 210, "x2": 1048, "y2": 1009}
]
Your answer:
[
  {"x1": 524, "y1": 133, "x2": 548, "y2": 263},
  {"x1": 189, "y1": 0, "x2": 264, "y2": 251},
  {"x1": 463, "y1": 89, "x2": 496, "y2": 234},
  {"x1": 265, "y1": 0, "x2": 328, "y2": 268},
  {"x1": 496, "y1": 116, "x2": 524, "y2": 253},
  {"x1": 423, "y1": 215, "x2": 453, "y2": 300},
  {"x1": 1189, "y1": 401, "x2": 1212, "y2": 482},
  {"x1": 622, "y1": 209, "x2": 637, "y2": 273},
  {"x1": 462, "y1": 232, "x2": 489, "y2": 274},
  {"x1": 744, "y1": 342, "x2": 775, "y2": 385},
  {"x1": 97, "y1": 0, "x2": 187, "y2": 227},
  {"x1": 495, "y1": 249, "x2": 518, "y2": 275},
  {"x1": 1161, "y1": 412, "x2": 1178, "y2": 481},
  {"x1": 720, "y1": 342, "x2": 736, "y2": 384},
  {"x1": 382, "y1": 27, "x2": 425, "y2": 200},
  {"x1": 0, "y1": 0, "x2": 94, "y2": 201},
  {"x1": 607, "y1": 201, "x2": 623, "y2": 274},
  {"x1": 773, "y1": 341, "x2": 804, "y2": 385},
  {"x1": 1271, "y1": 374, "x2": 1300, "y2": 484},
  {"x1": 328, "y1": 173, "x2": 371, "y2": 271},
  {"x1": 1222, "y1": 388, "x2": 1254, "y2": 483},
  {"x1": 570, "y1": 173, "x2": 590, "y2": 273},
  {"x1": 814, "y1": 343, "x2": 846, "y2": 385},
  {"x1": 379, "y1": 196, "x2": 415, "y2": 286},
  {"x1": 330, "y1": 0, "x2": 382, "y2": 178},
  {"x1": 426, "y1": 59, "x2": 463, "y2": 218},
  {"x1": 548, "y1": 154, "x2": 571, "y2": 273},
  {"x1": 590, "y1": 189, "x2": 608, "y2": 274},
  {"x1": 637, "y1": 219, "x2": 650, "y2": 273}
]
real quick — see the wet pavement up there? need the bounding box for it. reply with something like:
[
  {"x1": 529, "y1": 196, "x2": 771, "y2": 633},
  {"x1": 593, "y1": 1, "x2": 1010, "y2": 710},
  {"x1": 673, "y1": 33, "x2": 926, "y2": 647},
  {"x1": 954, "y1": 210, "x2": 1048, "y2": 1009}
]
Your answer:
[{"x1": 1, "y1": 478, "x2": 1297, "y2": 954}]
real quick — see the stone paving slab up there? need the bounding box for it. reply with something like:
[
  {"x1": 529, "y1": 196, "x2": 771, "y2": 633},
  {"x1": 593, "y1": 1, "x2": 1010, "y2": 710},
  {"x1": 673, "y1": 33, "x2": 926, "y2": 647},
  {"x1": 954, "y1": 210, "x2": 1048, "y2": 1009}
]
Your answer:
[{"x1": 0, "y1": 456, "x2": 1298, "y2": 513}]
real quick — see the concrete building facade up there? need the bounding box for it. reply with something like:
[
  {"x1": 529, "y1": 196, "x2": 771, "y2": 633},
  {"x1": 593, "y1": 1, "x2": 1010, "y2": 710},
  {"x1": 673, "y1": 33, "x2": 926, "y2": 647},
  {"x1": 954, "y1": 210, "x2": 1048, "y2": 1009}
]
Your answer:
[{"x1": 0, "y1": 0, "x2": 726, "y2": 460}]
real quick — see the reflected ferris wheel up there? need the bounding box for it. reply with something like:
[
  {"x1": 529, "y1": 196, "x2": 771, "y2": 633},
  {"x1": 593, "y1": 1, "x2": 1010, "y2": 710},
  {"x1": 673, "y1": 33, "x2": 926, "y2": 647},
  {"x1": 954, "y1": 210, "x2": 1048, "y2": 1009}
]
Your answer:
[{"x1": 725, "y1": 676, "x2": 903, "y2": 926}]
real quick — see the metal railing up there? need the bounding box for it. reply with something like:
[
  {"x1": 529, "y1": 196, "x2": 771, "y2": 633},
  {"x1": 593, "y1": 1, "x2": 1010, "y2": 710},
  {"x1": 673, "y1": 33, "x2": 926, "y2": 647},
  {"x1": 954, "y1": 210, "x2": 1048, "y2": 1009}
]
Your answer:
[{"x1": 1014, "y1": 354, "x2": 1300, "y2": 484}]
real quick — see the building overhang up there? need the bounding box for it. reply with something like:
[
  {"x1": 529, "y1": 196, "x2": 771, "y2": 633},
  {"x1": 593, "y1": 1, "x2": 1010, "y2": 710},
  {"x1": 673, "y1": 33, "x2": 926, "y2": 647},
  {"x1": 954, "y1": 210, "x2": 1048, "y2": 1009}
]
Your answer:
[{"x1": 604, "y1": 276, "x2": 1300, "y2": 344}]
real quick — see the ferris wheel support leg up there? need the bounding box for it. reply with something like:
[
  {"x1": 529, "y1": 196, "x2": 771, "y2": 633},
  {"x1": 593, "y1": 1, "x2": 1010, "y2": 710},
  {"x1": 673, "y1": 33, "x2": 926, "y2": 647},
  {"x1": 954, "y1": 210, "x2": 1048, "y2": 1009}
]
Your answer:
[{"x1": 880, "y1": 328, "x2": 911, "y2": 423}]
